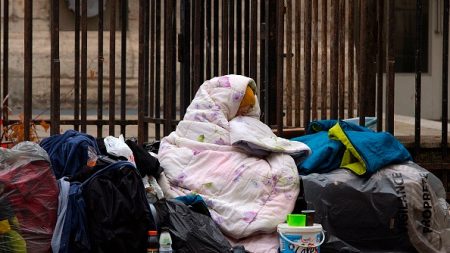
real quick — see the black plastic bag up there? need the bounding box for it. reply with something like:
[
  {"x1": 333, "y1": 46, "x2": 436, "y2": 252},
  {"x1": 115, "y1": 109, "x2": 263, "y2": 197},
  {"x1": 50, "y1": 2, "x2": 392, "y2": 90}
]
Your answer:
[{"x1": 153, "y1": 199, "x2": 233, "y2": 253}]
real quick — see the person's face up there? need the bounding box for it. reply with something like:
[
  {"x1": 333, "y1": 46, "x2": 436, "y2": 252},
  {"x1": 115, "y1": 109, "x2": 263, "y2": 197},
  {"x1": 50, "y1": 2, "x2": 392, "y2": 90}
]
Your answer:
[{"x1": 236, "y1": 105, "x2": 252, "y2": 116}]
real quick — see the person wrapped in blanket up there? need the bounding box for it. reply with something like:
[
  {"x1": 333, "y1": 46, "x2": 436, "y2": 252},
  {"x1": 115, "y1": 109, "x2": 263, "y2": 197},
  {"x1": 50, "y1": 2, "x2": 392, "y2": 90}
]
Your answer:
[
  {"x1": 0, "y1": 182, "x2": 26, "y2": 253},
  {"x1": 157, "y1": 75, "x2": 311, "y2": 253}
]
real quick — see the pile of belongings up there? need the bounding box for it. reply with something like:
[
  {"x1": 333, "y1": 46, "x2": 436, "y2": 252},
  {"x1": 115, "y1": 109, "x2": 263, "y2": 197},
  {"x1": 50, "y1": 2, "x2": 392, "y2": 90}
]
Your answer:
[{"x1": 292, "y1": 120, "x2": 450, "y2": 253}]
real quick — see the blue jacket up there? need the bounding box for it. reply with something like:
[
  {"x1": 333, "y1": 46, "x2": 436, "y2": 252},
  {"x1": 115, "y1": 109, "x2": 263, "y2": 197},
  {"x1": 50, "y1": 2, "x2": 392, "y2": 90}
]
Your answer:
[
  {"x1": 293, "y1": 120, "x2": 412, "y2": 176},
  {"x1": 40, "y1": 130, "x2": 100, "y2": 179}
]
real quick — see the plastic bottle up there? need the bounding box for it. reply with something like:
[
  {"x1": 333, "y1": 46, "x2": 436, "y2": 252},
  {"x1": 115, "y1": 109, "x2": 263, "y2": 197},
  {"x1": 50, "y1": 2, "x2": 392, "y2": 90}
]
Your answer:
[
  {"x1": 159, "y1": 227, "x2": 173, "y2": 253},
  {"x1": 147, "y1": 230, "x2": 159, "y2": 253}
]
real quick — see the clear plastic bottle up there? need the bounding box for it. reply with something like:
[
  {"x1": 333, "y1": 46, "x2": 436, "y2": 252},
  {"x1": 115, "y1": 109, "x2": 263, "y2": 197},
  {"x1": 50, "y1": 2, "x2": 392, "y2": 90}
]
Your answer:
[{"x1": 159, "y1": 227, "x2": 173, "y2": 253}]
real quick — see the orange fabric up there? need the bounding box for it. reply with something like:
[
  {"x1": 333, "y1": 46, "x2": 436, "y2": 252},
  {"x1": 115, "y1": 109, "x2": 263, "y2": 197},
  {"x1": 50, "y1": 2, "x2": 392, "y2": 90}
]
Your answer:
[{"x1": 239, "y1": 86, "x2": 255, "y2": 108}]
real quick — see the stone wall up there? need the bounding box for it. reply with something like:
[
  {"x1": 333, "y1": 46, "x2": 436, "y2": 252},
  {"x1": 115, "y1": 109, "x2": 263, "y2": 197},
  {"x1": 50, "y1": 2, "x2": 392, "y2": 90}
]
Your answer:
[{"x1": 1, "y1": 0, "x2": 140, "y2": 111}]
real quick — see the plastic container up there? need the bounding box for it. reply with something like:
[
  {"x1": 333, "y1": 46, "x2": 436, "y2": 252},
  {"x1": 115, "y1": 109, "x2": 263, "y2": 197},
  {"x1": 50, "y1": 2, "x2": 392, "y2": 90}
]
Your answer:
[
  {"x1": 286, "y1": 214, "x2": 306, "y2": 227},
  {"x1": 159, "y1": 228, "x2": 173, "y2": 253},
  {"x1": 301, "y1": 210, "x2": 315, "y2": 226},
  {"x1": 277, "y1": 223, "x2": 325, "y2": 253},
  {"x1": 147, "y1": 230, "x2": 159, "y2": 253}
]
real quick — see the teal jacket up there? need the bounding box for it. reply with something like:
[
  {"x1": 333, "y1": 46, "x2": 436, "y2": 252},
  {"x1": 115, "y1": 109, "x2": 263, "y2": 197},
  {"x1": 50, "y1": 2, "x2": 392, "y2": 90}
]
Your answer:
[{"x1": 293, "y1": 120, "x2": 412, "y2": 176}]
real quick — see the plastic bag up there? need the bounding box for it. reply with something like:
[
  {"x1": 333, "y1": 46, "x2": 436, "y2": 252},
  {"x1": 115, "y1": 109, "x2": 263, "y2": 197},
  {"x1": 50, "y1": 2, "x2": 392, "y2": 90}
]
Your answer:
[
  {"x1": 301, "y1": 162, "x2": 450, "y2": 253},
  {"x1": 104, "y1": 135, "x2": 135, "y2": 165},
  {"x1": 0, "y1": 142, "x2": 59, "y2": 253},
  {"x1": 153, "y1": 199, "x2": 233, "y2": 253}
]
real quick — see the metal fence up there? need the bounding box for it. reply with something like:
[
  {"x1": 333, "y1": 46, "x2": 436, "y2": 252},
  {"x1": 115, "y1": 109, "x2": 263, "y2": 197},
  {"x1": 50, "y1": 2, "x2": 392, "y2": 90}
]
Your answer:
[{"x1": 0, "y1": 0, "x2": 449, "y2": 195}]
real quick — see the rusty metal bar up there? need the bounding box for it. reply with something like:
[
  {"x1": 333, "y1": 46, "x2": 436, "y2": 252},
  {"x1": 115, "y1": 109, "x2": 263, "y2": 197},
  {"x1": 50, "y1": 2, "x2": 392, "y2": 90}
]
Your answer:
[
  {"x1": 143, "y1": 0, "x2": 150, "y2": 140},
  {"x1": 138, "y1": 0, "x2": 145, "y2": 144},
  {"x1": 443, "y1": 0, "x2": 449, "y2": 157},
  {"x1": 275, "y1": 0, "x2": 284, "y2": 135},
  {"x1": 23, "y1": 0, "x2": 32, "y2": 141},
  {"x1": 97, "y1": 0, "x2": 104, "y2": 137},
  {"x1": 348, "y1": 0, "x2": 354, "y2": 119},
  {"x1": 206, "y1": 0, "x2": 212, "y2": 79},
  {"x1": 385, "y1": 0, "x2": 395, "y2": 134},
  {"x1": 81, "y1": 0, "x2": 88, "y2": 133},
  {"x1": 222, "y1": 0, "x2": 229, "y2": 75},
  {"x1": 236, "y1": 0, "x2": 242, "y2": 74},
  {"x1": 330, "y1": 0, "x2": 339, "y2": 120},
  {"x1": 155, "y1": 0, "x2": 161, "y2": 139},
  {"x1": 164, "y1": 0, "x2": 176, "y2": 136},
  {"x1": 109, "y1": 0, "x2": 117, "y2": 135},
  {"x1": 295, "y1": 0, "x2": 302, "y2": 126},
  {"x1": 286, "y1": 0, "x2": 293, "y2": 126},
  {"x1": 321, "y1": 0, "x2": 328, "y2": 120},
  {"x1": 338, "y1": 0, "x2": 345, "y2": 119},
  {"x1": 304, "y1": 0, "x2": 312, "y2": 128},
  {"x1": 180, "y1": 0, "x2": 190, "y2": 117},
  {"x1": 228, "y1": 0, "x2": 235, "y2": 73},
  {"x1": 312, "y1": 0, "x2": 319, "y2": 121},
  {"x1": 244, "y1": 0, "x2": 250, "y2": 76},
  {"x1": 214, "y1": 0, "x2": 219, "y2": 76},
  {"x1": 193, "y1": 0, "x2": 204, "y2": 91},
  {"x1": 376, "y1": 0, "x2": 384, "y2": 131},
  {"x1": 74, "y1": 0, "x2": 80, "y2": 131},
  {"x1": 415, "y1": 0, "x2": 423, "y2": 154},
  {"x1": 50, "y1": 0, "x2": 60, "y2": 135},
  {"x1": 262, "y1": 0, "x2": 268, "y2": 124},
  {"x1": 249, "y1": 0, "x2": 257, "y2": 80},
  {"x1": 150, "y1": 0, "x2": 155, "y2": 125},
  {"x1": 359, "y1": 0, "x2": 367, "y2": 126},
  {"x1": 2, "y1": 0, "x2": 9, "y2": 125},
  {"x1": 120, "y1": 0, "x2": 127, "y2": 136}
]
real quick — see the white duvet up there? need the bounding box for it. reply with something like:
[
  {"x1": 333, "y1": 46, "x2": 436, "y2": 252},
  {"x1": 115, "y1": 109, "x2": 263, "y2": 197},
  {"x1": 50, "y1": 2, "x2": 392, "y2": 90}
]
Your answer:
[{"x1": 158, "y1": 75, "x2": 310, "y2": 250}]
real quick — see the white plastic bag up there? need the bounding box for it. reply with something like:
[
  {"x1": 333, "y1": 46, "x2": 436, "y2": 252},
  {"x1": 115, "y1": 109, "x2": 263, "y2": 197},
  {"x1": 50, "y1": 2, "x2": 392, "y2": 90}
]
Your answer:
[{"x1": 104, "y1": 135, "x2": 135, "y2": 165}]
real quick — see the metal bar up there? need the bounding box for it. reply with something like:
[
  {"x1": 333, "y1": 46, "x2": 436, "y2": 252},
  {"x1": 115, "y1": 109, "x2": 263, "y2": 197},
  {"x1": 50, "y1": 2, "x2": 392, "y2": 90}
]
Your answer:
[
  {"x1": 276, "y1": 0, "x2": 284, "y2": 135},
  {"x1": 143, "y1": 0, "x2": 149, "y2": 140},
  {"x1": 249, "y1": 0, "x2": 257, "y2": 80},
  {"x1": 109, "y1": 0, "x2": 117, "y2": 135},
  {"x1": 81, "y1": 0, "x2": 88, "y2": 133},
  {"x1": 304, "y1": 0, "x2": 312, "y2": 128},
  {"x1": 244, "y1": 0, "x2": 250, "y2": 76},
  {"x1": 138, "y1": 0, "x2": 145, "y2": 144},
  {"x1": 24, "y1": 0, "x2": 32, "y2": 141},
  {"x1": 414, "y1": 0, "x2": 423, "y2": 155},
  {"x1": 120, "y1": 0, "x2": 127, "y2": 136},
  {"x1": 295, "y1": 0, "x2": 302, "y2": 126},
  {"x1": 155, "y1": 0, "x2": 161, "y2": 139},
  {"x1": 214, "y1": 0, "x2": 219, "y2": 76},
  {"x1": 228, "y1": 0, "x2": 235, "y2": 73},
  {"x1": 206, "y1": 0, "x2": 212, "y2": 79},
  {"x1": 74, "y1": 0, "x2": 80, "y2": 131},
  {"x1": 348, "y1": 0, "x2": 354, "y2": 119},
  {"x1": 385, "y1": 0, "x2": 395, "y2": 134},
  {"x1": 286, "y1": 0, "x2": 293, "y2": 126},
  {"x1": 359, "y1": 0, "x2": 367, "y2": 126},
  {"x1": 180, "y1": 0, "x2": 190, "y2": 117},
  {"x1": 338, "y1": 0, "x2": 345, "y2": 119},
  {"x1": 222, "y1": 0, "x2": 229, "y2": 75},
  {"x1": 442, "y1": 0, "x2": 448, "y2": 157},
  {"x1": 330, "y1": 0, "x2": 339, "y2": 120},
  {"x1": 164, "y1": 0, "x2": 176, "y2": 136},
  {"x1": 236, "y1": 0, "x2": 242, "y2": 74},
  {"x1": 321, "y1": 0, "x2": 328, "y2": 120},
  {"x1": 312, "y1": 0, "x2": 319, "y2": 121},
  {"x1": 50, "y1": 0, "x2": 60, "y2": 135},
  {"x1": 376, "y1": 0, "x2": 384, "y2": 131},
  {"x1": 2, "y1": 0, "x2": 9, "y2": 125},
  {"x1": 150, "y1": 0, "x2": 156, "y2": 120},
  {"x1": 193, "y1": 0, "x2": 203, "y2": 91},
  {"x1": 97, "y1": 0, "x2": 104, "y2": 137},
  {"x1": 262, "y1": 0, "x2": 268, "y2": 124}
]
